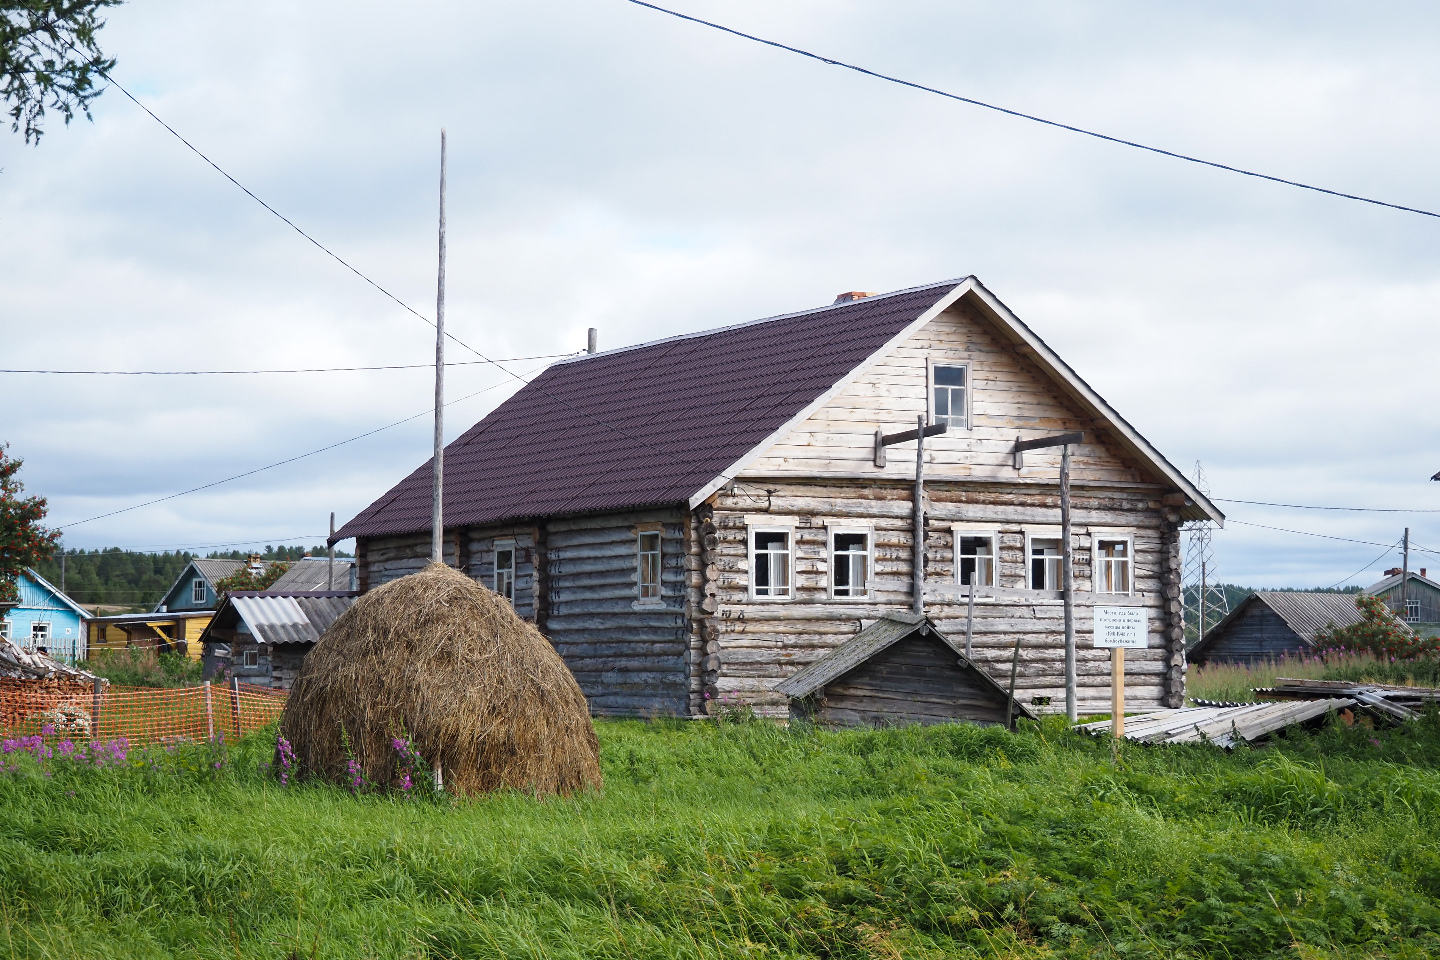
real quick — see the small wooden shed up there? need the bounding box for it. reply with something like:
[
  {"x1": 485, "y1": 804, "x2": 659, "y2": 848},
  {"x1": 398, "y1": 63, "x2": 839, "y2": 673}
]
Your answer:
[
  {"x1": 1189, "y1": 592, "x2": 1369, "y2": 666},
  {"x1": 774, "y1": 613, "x2": 1038, "y2": 727}
]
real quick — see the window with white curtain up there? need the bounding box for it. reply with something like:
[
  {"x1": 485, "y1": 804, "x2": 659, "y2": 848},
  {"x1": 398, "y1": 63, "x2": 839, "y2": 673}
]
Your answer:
[
  {"x1": 830, "y1": 530, "x2": 870, "y2": 599},
  {"x1": 751, "y1": 529, "x2": 793, "y2": 600}
]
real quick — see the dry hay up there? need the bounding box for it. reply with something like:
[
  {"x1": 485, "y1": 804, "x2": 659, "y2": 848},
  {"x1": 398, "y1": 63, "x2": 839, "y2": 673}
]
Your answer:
[{"x1": 280, "y1": 562, "x2": 601, "y2": 796}]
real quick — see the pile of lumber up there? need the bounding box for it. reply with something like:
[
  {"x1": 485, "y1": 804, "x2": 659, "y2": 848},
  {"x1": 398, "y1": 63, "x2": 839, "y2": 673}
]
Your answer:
[
  {"x1": 1256, "y1": 677, "x2": 1439, "y2": 724},
  {"x1": 1075, "y1": 699, "x2": 1354, "y2": 748},
  {"x1": 0, "y1": 641, "x2": 104, "y2": 733}
]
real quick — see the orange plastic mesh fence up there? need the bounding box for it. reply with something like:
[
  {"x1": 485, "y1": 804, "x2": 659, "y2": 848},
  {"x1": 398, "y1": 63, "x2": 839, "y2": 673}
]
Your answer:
[{"x1": 0, "y1": 679, "x2": 286, "y2": 744}]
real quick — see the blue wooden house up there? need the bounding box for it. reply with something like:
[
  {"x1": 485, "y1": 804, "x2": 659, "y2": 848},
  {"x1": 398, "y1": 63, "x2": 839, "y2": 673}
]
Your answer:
[
  {"x1": 154, "y1": 558, "x2": 244, "y2": 612},
  {"x1": 1, "y1": 569, "x2": 89, "y2": 663}
]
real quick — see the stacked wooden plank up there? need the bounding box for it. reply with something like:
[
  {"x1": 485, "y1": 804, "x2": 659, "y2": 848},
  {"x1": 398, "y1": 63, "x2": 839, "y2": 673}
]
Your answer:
[{"x1": 1074, "y1": 698, "x2": 1355, "y2": 748}]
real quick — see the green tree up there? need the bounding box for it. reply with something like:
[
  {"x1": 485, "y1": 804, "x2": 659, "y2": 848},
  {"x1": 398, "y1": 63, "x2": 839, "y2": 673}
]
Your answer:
[
  {"x1": 0, "y1": 444, "x2": 60, "y2": 606},
  {"x1": 1314, "y1": 593, "x2": 1440, "y2": 661},
  {"x1": 2, "y1": 1, "x2": 121, "y2": 143}
]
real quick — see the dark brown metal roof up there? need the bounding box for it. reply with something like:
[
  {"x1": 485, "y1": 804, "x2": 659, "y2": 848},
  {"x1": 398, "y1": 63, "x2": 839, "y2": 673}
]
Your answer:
[{"x1": 335, "y1": 280, "x2": 963, "y2": 540}]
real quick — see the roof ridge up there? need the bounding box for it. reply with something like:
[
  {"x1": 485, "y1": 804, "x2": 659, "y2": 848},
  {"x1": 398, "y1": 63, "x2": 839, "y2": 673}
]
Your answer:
[{"x1": 552, "y1": 277, "x2": 970, "y2": 367}]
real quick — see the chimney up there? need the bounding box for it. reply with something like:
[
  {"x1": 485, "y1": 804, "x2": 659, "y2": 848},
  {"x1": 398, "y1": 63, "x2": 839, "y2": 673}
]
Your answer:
[
  {"x1": 587, "y1": 328, "x2": 598, "y2": 354},
  {"x1": 247, "y1": 553, "x2": 263, "y2": 574},
  {"x1": 833, "y1": 291, "x2": 878, "y2": 305},
  {"x1": 1422, "y1": 568, "x2": 1428, "y2": 579}
]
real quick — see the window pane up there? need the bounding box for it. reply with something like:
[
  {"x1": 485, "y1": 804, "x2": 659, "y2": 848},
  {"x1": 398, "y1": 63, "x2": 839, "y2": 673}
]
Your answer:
[
  {"x1": 934, "y1": 365, "x2": 966, "y2": 386},
  {"x1": 934, "y1": 390, "x2": 949, "y2": 417},
  {"x1": 756, "y1": 532, "x2": 787, "y2": 550},
  {"x1": 835, "y1": 533, "x2": 866, "y2": 551}
]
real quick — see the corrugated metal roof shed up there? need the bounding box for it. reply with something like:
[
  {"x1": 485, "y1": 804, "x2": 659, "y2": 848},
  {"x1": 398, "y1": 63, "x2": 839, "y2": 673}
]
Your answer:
[
  {"x1": 228, "y1": 593, "x2": 354, "y2": 645},
  {"x1": 266, "y1": 558, "x2": 355, "y2": 592}
]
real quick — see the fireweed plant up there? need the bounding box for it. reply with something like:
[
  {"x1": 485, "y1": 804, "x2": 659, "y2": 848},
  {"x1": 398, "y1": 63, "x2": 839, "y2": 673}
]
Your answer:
[
  {"x1": 339, "y1": 724, "x2": 365, "y2": 793},
  {"x1": 390, "y1": 728, "x2": 427, "y2": 794}
]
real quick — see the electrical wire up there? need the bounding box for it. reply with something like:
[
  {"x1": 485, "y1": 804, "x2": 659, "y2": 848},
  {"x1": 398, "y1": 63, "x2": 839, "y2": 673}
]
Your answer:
[
  {"x1": 623, "y1": 0, "x2": 1440, "y2": 220},
  {"x1": 1227, "y1": 519, "x2": 1400, "y2": 549},
  {"x1": 1215, "y1": 498, "x2": 1440, "y2": 514},
  {"x1": 58, "y1": 365, "x2": 545, "y2": 529},
  {"x1": 0, "y1": 354, "x2": 578, "y2": 376},
  {"x1": 1325, "y1": 539, "x2": 1400, "y2": 590}
]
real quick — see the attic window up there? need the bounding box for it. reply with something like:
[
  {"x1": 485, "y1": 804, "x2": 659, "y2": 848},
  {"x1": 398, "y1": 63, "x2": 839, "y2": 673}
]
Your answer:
[
  {"x1": 931, "y1": 363, "x2": 968, "y2": 430},
  {"x1": 192, "y1": 578, "x2": 206, "y2": 604},
  {"x1": 1406, "y1": 600, "x2": 1420, "y2": 623}
]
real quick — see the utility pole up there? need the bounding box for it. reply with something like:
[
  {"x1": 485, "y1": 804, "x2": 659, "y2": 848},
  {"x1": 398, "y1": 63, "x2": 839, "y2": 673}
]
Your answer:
[
  {"x1": 1013, "y1": 431, "x2": 1085, "y2": 720},
  {"x1": 1402, "y1": 527, "x2": 1410, "y2": 622},
  {"x1": 326, "y1": 512, "x2": 336, "y2": 591},
  {"x1": 874, "y1": 418, "x2": 948, "y2": 617},
  {"x1": 431, "y1": 128, "x2": 447, "y2": 564}
]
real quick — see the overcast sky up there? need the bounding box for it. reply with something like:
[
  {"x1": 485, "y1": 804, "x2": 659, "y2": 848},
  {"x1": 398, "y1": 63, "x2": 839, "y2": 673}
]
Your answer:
[{"x1": 4, "y1": 0, "x2": 1439, "y2": 588}]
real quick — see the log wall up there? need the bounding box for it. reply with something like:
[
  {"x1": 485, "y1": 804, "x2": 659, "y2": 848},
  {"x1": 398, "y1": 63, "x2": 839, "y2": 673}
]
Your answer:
[{"x1": 699, "y1": 478, "x2": 1187, "y2": 717}]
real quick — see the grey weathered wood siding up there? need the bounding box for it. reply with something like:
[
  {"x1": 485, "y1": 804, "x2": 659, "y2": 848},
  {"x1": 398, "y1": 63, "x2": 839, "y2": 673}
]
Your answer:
[
  {"x1": 1193, "y1": 603, "x2": 1307, "y2": 666},
  {"x1": 800, "y1": 633, "x2": 1010, "y2": 727},
  {"x1": 697, "y1": 478, "x2": 1185, "y2": 718},
  {"x1": 546, "y1": 508, "x2": 691, "y2": 717},
  {"x1": 1374, "y1": 579, "x2": 1440, "y2": 624}
]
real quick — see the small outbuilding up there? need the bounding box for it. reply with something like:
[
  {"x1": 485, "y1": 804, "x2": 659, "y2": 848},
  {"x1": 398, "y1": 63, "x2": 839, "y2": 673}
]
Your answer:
[
  {"x1": 774, "y1": 613, "x2": 1038, "y2": 727},
  {"x1": 1188, "y1": 592, "x2": 1372, "y2": 666},
  {"x1": 199, "y1": 591, "x2": 356, "y2": 689}
]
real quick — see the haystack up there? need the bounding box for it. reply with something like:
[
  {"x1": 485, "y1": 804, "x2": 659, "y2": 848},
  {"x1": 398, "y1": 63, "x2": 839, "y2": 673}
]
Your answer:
[{"x1": 279, "y1": 562, "x2": 601, "y2": 796}]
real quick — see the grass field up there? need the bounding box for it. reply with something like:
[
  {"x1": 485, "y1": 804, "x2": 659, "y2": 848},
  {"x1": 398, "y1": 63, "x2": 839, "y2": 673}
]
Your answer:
[
  {"x1": 1187, "y1": 653, "x2": 1440, "y2": 703},
  {"x1": 2, "y1": 714, "x2": 1440, "y2": 959}
]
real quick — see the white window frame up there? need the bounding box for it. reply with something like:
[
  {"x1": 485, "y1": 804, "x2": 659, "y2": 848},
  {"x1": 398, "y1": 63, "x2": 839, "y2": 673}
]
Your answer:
[
  {"x1": 191, "y1": 578, "x2": 207, "y2": 605},
  {"x1": 927, "y1": 358, "x2": 971, "y2": 432},
  {"x1": 493, "y1": 540, "x2": 516, "y2": 605},
  {"x1": 30, "y1": 622, "x2": 51, "y2": 644},
  {"x1": 0, "y1": 620, "x2": 9, "y2": 640},
  {"x1": 1091, "y1": 534, "x2": 1135, "y2": 595},
  {"x1": 827, "y1": 524, "x2": 873, "y2": 601},
  {"x1": 748, "y1": 525, "x2": 795, "y2": 602},
  {"x1": 1405, "y1": 599, "x2": 1421, "y2": 623},
  {"x1": 636, "y1": 526, "x2": 663, "y2": 604},
  {"x1": 1025, "y1": 532, "x2": 1064, "y2": 591},
  {"x1": 952, "y1": 528, "x2": 998, "y2": 588},
  {"x1": 243, "y1": 649, "x2": 260, "y2": 668}
]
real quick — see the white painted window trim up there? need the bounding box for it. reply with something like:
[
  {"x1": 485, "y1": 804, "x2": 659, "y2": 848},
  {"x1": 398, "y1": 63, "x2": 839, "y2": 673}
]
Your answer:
[
  {"x1": 493, "y1": 539, "x2": 517, "y2": 605},
  {"x1": 1025, "y1": 531, "x2": 1064, "y2": 591},
  {"x1": 0, "y1": 620, "x2": 9, "y2": 640},
  {"x1": 1091, "y1": 533, "x2": 1135, "y2": 596},
  {"x1": 747, "y1": 522, "x2": 796, "y2": 602},
  {"x1": 636, "y1": 529, "x2": 664, "y2": 606},
  {"x1": 826, "y1": 522, "x2": 874, "y2": 601},
  {"x1": 952, "y1": 529, "x2": 999, "y2": 588},
  {"x1": 30, "y1": 622, "x2": 51, "y2": 642},
  {"x1": 243, "y1": 649, "x2": 260, "y2": 668},
  {"x1": 192, "y1": 578, "x2": 207, "y2": 605},
  {"x1": 927, "y1": 357, "x2": 971, "y2": 431}
]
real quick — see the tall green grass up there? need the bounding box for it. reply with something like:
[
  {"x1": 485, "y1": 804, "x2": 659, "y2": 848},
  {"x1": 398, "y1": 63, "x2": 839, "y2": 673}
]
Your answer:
[
  {"x1": 1, "y1": 715, "x2": 1439, "y2": 958},
  {"x1": 1189, "y1": 653, "x2": 1440, "y2": 703}
]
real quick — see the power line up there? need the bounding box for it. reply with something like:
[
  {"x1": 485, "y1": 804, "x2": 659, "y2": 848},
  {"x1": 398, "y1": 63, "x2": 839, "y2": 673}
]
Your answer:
[
  {"x1": 1227, "y1": 519, "x2": 1400, "y2": 549},
  {"x1": 58, "y1": 367, "x2": 541, "y2": 529},
  {"x1": 1325, "y1": 539, "x2": 1400, "y2": 590},
  {"x1": 0, "y1": 354, "x2": 578, "y2": 376},
  {"x1": 623, "y1": 0, "x2": 1440, "y2": 221},
  {"x1": 1215, "y1": 498, "x2": 1440, "y2": 514}
]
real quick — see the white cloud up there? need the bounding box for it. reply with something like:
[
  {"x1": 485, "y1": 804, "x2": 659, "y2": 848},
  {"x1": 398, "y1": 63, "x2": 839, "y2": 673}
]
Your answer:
[{"x1": 3, "y1": 0, "x2": 1439, "y2": 587}]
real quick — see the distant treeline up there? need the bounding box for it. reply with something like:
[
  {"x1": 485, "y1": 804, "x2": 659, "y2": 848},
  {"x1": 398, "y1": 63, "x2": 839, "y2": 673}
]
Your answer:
[{"x1": 31, "y1": 544, "x2": 352, "y2": 609}]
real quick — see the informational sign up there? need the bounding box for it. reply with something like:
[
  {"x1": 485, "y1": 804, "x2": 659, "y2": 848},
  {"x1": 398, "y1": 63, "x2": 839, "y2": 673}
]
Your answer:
[{"x1": 1094, "y1": 606, "x2": 1148, "y2": 648}]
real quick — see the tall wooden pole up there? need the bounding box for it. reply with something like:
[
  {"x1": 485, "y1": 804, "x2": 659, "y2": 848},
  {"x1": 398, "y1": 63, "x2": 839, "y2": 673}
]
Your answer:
[
  {"x1": 1062, "y1": 443, "x2": 1076, "y2": 721},
  {"x1": 1402, "y1": 527, "x2": 1411, "y2": 621},
  {"x1": 326, "y1": 512, "x2": 335, "y2": 590},
  {"x1": 1111, "y1": 648, "x2": 1125, "y2": 738},
  {"x1": 913, "y1": 414, "x2": 926, "y2": 617},
  {"x1": 431, "y1": 129, "x2": 447, "y2": 564}
]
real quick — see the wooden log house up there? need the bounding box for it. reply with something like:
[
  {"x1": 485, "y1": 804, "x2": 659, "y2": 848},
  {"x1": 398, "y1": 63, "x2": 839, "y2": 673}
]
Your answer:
[{"x1": 333, "y1": 277, "x2": 1223, "y2": 718}]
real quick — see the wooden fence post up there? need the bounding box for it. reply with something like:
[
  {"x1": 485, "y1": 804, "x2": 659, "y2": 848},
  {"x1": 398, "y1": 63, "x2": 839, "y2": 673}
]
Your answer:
[
  {"x1": 203, "y1": 681, "x2": 215, "y2": 741},
  {"x1": 230, "y1": 676, "x2": 242, "y2": 739},
  {"x1": 91, "y1": 678, "x2": 102, "y2": 739}
]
